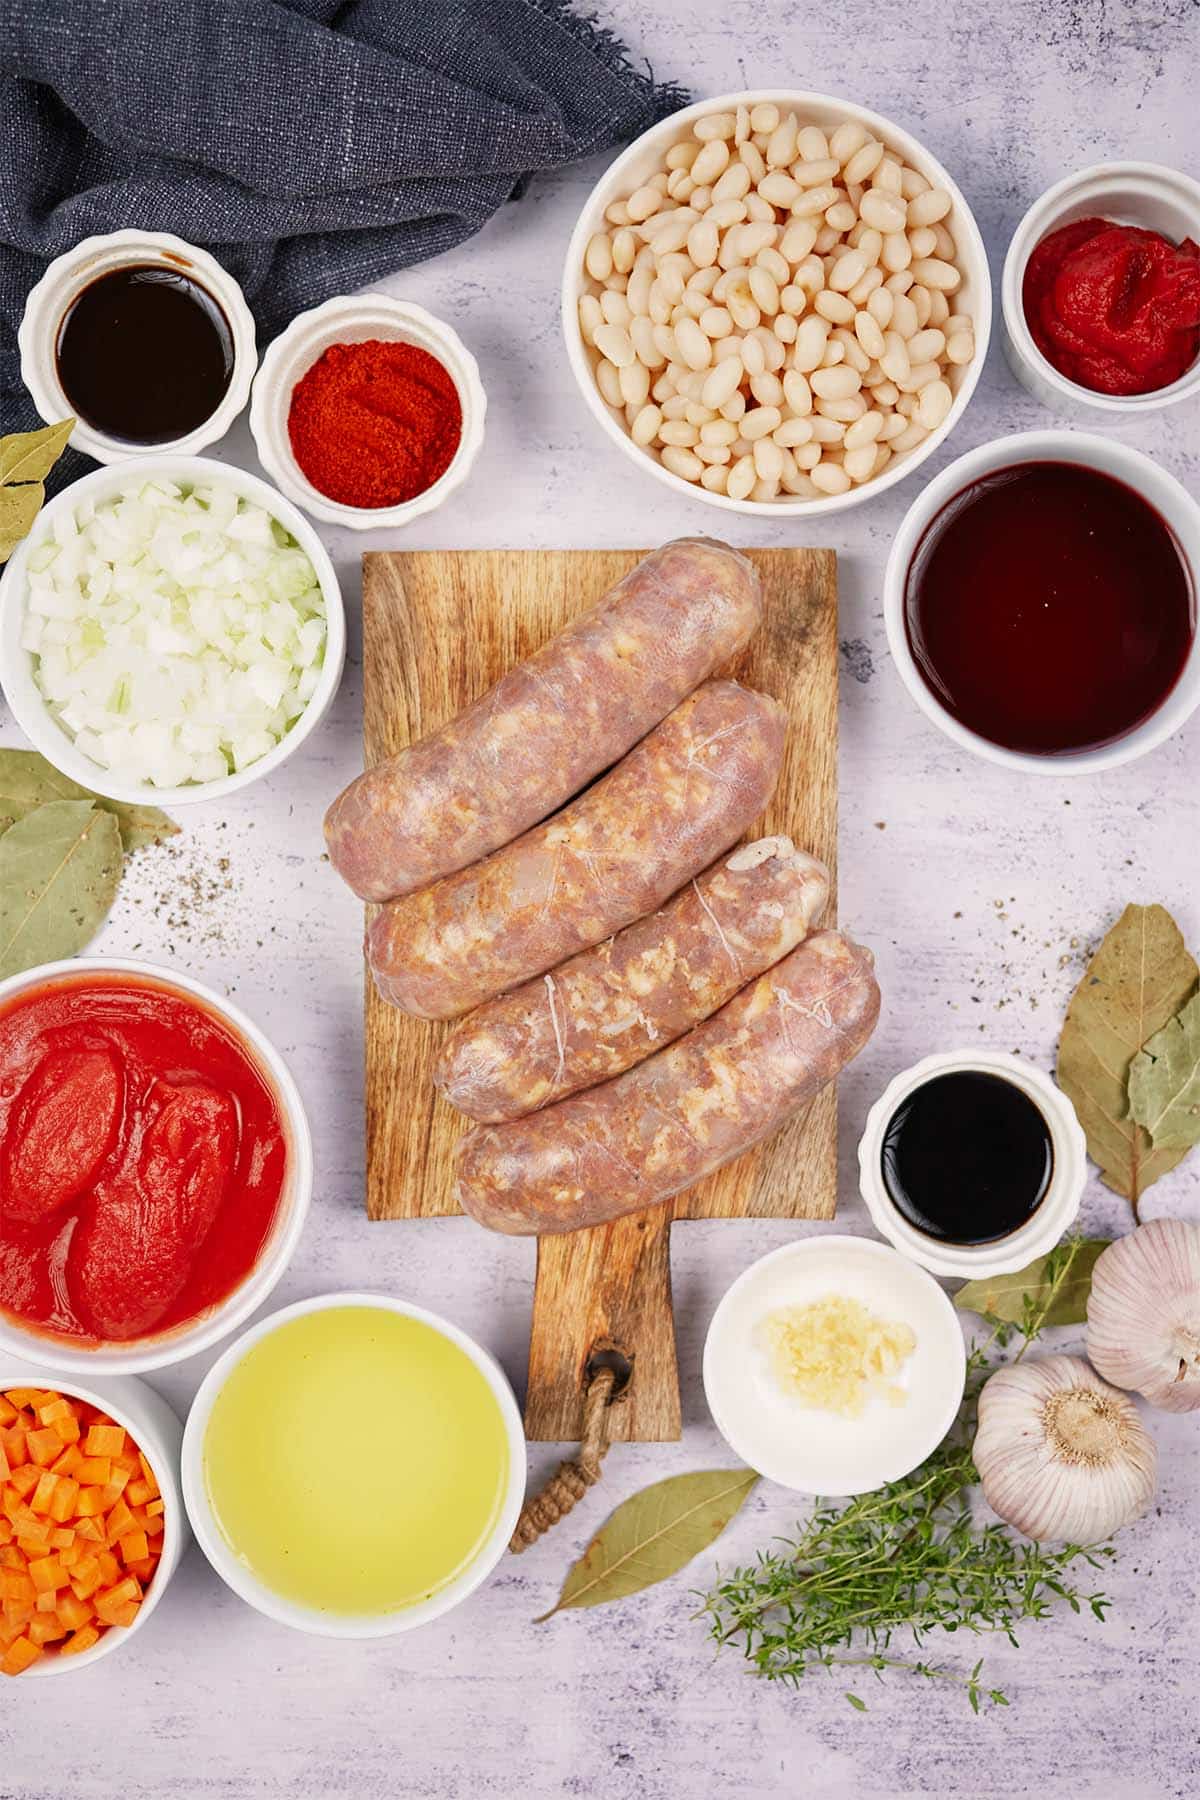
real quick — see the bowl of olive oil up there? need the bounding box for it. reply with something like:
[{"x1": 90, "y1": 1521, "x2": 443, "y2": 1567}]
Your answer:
[{"x1": 181, "y1": 1293, "x2": 525, "y2": 1635}]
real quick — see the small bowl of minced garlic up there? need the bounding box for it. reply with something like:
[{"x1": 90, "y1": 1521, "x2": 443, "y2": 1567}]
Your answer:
[{"x1": 703, "y1": 1235, "x2": 966, "y2": 1494}]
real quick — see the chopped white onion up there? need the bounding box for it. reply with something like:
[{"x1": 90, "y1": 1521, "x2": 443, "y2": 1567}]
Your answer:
[{"x1": 22, "y1": 478, "x2": 328, "y2": 788}]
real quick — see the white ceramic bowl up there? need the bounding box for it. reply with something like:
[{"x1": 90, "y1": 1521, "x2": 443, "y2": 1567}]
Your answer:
[
  {"x1": 1002, "y1": 161, "x2": 1200, "y2": 417},
  {"x1": 0, "y1": 455, "x2": 345, "y2": 807},
  {"x1": 0, "y1": 958, "x2": 312, "y2": 1376},
  {"x1": 249, "y1": 294, "x2": 487, "y2": 529},
  {"x1": 703, "y1": 1236, "x2": 966, "y2": 1495},
  {"x1": 858, "y1": 1050, "x2": 1087, "y2": 1280},
  {"x1": 0, "y1": 1355, "x2": 187, "y2": 1675},
  {"x1": 883, "y1": 428, "x2": 1200, "y2": 774},
  {"x1": 181, "y1": 1293, "x2": 526, "y2": 1637},
  {"x1": 18, "y1": 231, "x2": 257, "y2": 464},
  {"x1": 562, "y1": 88, "x2": 991, "y2": 518}
]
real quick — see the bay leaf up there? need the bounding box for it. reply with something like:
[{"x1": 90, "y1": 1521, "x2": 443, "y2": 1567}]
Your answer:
[
  {"x1": 1128, "y1": 990, "x2": 1200, "y2": 1151},
  {"x1": 955, "y1": 1238, "x2": 1111, "y2": 1327},
  {"x1": 0, "y1": 482, "x2": 44, "y2": 551},
  {"x1": 0, "y1": 418, "x2": 75, "y2": 487},
  {"x1": 1057, "y1": 903, "x2": 1198, "y2": 1214},
  {"x1": 0, "y1": 801, "x2": 123, "y2": 977},
  {"x1": 0, "y1": 749, "x2": 178, "y2": 852},
  {"x1": 537, "y1": 1468, "x2": 758, "y2": 1621}
]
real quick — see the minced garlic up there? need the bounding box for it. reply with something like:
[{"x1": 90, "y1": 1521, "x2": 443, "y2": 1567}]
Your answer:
[{"x1": 761, "y1": 1294, "x2": 917, "y2": 1417}]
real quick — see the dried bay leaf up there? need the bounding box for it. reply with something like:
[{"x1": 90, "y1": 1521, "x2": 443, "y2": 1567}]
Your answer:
[
  {"x1": 0, "y1": 418, "x2": 74, "y2": 564},
  {"x1": 955, "y1": 1238, "x2": 1111, "y2": 1327},
  {"x1": 0, "y1": 748, "x2": 178, "y2": 852},
  {"x1": 1128, "y1": 990, "x2": 1200, "y2": 1151},
  {"x1": 1057, "y1": 903, "x2": 1198, "y2": 1216},
  {"x1": 0, "y1": 800, "x2": 123, "y2": 977},
  {"x1": 538, "y1": 1468, "x2": 758, "y2": 1621},
  {"x1": 0, "y1": 418, "x2": 75, "y2": 487}
]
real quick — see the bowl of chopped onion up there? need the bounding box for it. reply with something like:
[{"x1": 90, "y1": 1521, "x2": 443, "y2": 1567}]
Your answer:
[{"x1": 0, "y1": 457, "x2": 344, "y2": 803}]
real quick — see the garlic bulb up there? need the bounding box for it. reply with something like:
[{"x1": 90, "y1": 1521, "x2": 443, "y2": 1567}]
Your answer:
[
  {"x1": 974, "y1": 1354, "x2": 1156, "y2": 1543},
  {"x1": 1086, "y1": 1219, "x2": 1200, "y2": 1412}
]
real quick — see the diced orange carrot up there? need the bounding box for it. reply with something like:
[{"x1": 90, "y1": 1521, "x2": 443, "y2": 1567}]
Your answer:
[
  {"x1": 73, "y1": 1517, "x2": 103, "y2": 1542},
  {"x1": 9, "y1": 1464, "x2": 39, "y2": 1501},
  {"x1": 1, "y1": 1634, "x2": 42, "y2": 1675},
  {"x1": 30, "y1": 1471, "x2": 59, "y2": 1515},
  {"x1": 105, "y1": 1499, "x2": 135, "y2": 1543},
  {"x1": 0, "y1": 1443, "x2": 8, "y2": 1483},
  {"x1": 5, "y1": 1389, "x2": 50, "y2": 1411},
  {"x1": 0, "y1": 1546, "x2": 20, "y2": 1569},
  {"x1": 28, "y1": 1613, "x2": 67, "y2": 1646},
  {"x1": 2, "y1": 1429, "x2": 28, "y2": 1471},
  {"x1": 70, "y1": 1564, "x2": 103, "y2": 1603},
  {"x1": 47, "y1": 1477, "x2": 78, "y2": 1524},
  {"x1": 27, "y1": 1555, "x2": 66, "y2": 1594},
  {"x1": 59, "y1": 1625, "x2": 100, "y2": 1657},
  {"x1": 96, "y1": 1550, "x2": 120, "y2": 1586},
  {"x1": 145, "y1": 1499, "x2": 165, "y2": 1519},
  {"x1": 84, "y1": 1425, "x2": 125, "y2": 1458},
  {"x1": 49, "y1": 1527, "x2": 74, "y2": 1551},
  {"x1": 95, "y1": 1577, "x2": 138, "y2": 1620},
  {"x1": 0, "y1": 1395, "x2": 17, "y2": 1427},
  {"x1": 50, "y1": 1413, "x2": 81, "y2": 1446},
  {"x1": 56, "y1": 1590, "x2": 92, "y2": 1630},
  {"x1": 35, "y1": 1588, "x2": 60, "y2": 1614},
  {"x1": 136, "y1": 1452, "x2": 160, "y2": 1496},
  {"x1": 102, "y1": 1468, "x2": 131, "y2": 1501},
  {"x1": 74, "y1": 1486, "x2": 108, "y2": 1518},
  {"x1": 125, "y1": 1557, "x2": 157, "y2": 1583},
  {"x1": 35, "y1": 1397, "x2": 72, "y2": 1428},
  {"x1": 1, "y1": 1570, "x2": 34, "y2": 1603},
  {"x1": 126, "y1": 1478, "x2": 155, "y2": 1506},
  {"x1": 26, "y1": 1428, "x2": 61, "y2": 1468},
  {"x1": 75, "y1": 1456, "x2": 112, "y2": 1486},
  {"x1": 119, "y1": 1530, "x2": 150, "y2": 1565}
]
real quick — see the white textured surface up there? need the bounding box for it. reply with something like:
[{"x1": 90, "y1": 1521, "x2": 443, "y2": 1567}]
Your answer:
[{"x1": 3, "y1": 4, "x2": 1199, "y2": 1793}]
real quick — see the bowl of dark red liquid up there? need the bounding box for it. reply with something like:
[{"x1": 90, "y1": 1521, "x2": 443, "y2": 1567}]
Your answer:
[
  {"x1": 19, "y1": 230, "x2": 257, "y2": 464},
  {"x1": 858, "y1": 1050, "x2": 1088, "y2": 1278},
  {"x1": 884, "y1": 431, "x2": 1200, "y2": 773}
]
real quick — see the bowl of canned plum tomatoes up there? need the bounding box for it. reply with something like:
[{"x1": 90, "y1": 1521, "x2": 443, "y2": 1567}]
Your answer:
[
  {"x1": 563, "y1": 90, "x2": 991, "y2": 515},
  {"x1": 0, "y1": 959, "x2": 312, "y2": 1378}
]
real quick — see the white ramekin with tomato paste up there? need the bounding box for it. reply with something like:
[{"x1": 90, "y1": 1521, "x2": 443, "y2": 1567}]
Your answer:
[{"x1": 0, "y1": 959, "x2": 312, "y2": 1376}]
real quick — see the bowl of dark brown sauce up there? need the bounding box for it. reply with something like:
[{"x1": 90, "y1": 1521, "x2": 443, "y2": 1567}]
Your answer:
[
  {"x1": 883, "y1": 431, "x2": 1200, "y2": 773},
  {"x1": 858, "y1": 1050, "x2": 1088, "y2": 1278},
  {"x1": 19, "y1": 231, "x2": 256, "y2": 463}
]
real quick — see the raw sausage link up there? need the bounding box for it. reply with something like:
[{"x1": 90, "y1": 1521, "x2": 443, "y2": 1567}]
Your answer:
[
  {"x1": 326, "y1": 538, "x2": 762, "y2": 901},
  {"x1": 455, "y1": 930, "x2": 879, "y2": 1236},
  {"x1": 434, "y1": 836, "x2": 830, "y2": 1122},
  {"x1": 368, "y1": 680, "x2": 786, "y2": 1020}
]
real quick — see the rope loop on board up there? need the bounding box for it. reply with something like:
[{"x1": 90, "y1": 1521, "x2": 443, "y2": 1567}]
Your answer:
[{"x1": 508, "y1": 1364, "x2": 617, "y2": 1553}]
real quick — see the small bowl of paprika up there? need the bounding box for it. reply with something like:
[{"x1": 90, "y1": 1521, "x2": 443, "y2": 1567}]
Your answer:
[
  {"x1": 249, "y1": 295, "x2": 486, "y2": 528},
  {"x1": 1002, "y1": 161, "x2": 1200, "y2": 416}
]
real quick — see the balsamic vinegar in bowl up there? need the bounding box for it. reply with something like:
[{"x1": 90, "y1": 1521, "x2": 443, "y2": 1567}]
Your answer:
[{"x1": 903, "y1": 461, "x2": 1195, "y2": 755}]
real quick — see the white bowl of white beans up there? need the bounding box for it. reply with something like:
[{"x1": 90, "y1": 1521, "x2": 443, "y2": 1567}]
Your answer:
[{"x1": 563, "y1": 91, "x2": 991, "y2": 514}]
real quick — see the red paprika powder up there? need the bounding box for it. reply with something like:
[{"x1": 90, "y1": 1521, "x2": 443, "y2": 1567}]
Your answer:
[
  {"x1": 287, "y1": 339, "x2": 463, "y2": 508},
  {"x1": 1023, "y1": 217, "x2": 1200, "y2": 396}
]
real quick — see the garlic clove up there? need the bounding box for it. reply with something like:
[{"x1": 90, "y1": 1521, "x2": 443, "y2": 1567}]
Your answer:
[
  {"x1": 1086, "y1": 1219, "x2": 1200, "y2": 1413},
  {"x1": 973, "y1": 1353, "x2": 1156, "y2": 1543}
]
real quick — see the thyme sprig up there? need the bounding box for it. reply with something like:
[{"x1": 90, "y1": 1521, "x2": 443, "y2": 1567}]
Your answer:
[{"x1": 700, "y1": 1242, "x2": 1115, "y2": 1711}]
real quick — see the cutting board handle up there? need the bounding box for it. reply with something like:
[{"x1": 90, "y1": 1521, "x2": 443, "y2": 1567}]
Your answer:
[{"x1": 523, "y1": 1208, "x2": 682, "y2": 1443}]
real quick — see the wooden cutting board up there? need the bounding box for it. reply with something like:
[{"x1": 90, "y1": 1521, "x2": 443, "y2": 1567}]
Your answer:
[{"x1": 363, "y1": 548, "x2": 837, "y2": 1442}]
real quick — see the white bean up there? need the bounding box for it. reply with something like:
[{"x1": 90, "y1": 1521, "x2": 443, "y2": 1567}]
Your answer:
[
  {"x1": 753, "y1": 436, "x2": 785, "y2": 482},
  {"x1": 699, "y1": 305, "x2": 733, "y2": 339},
  {"x1": 833, "y1": 327, "x2": 871, "y2": 373},
  {"x1": 828, "y1": 250, "x2": 867, "y2": 292},
  {"x1": 907, "y1": 185, "x2": 951, "y2": 227},
  {"x1": 699, "y1": 357, "x2": 743, "y2": 410},
  {"x1": 720, "y1": 389, "x2": 746, "y2": 421},
  {"x1": 687, "y1": 219, "x2": 719, "y2": 269},
  {"x1": 907, "y1": 225, "x2": 937, "y2": 260},
  {"x1": 750, "y1": 370, "x2": 784, "y2": 407},
  {"x1": 854, "y1": 310, "x2": 886, "y2": 360},
  {"x1": 824, "y1": 200, "x2": 857, "y2": 234},
  {"x1": 794, "y1": 443, "x2": 822, "y2": 469},
  {"x1": 843, "y1": 139, "x2": 884, "y2": 185},
  {"x1": 830, "y1": 119, "x2": 869, "y2": 163},
  {"x1": 619, "y1": 360, "x2": 651, "y2": 407},
  {"x1": 797, "y1": 125, "x2": 830, "y2": 161},
  {"x1": 666, "y1": 142, "x2": 699, "y2": 170},
  {"x1": 932, "y1": 223, "x2": 957, "y2": 261},
  {"x1": 843, "y1": 443, "x2": 878, "y2": 482},
  {"x1": 774, "y1": 312, "x2": 798, "y2": 344},
  {"x1": 843, "y1": 409, "x2": 885, "y2": 449},
  {"x1": 578, "y1": 295, "x2": 602, "y2": 346},
  {"x1": 810, "y1": 414, "x2": 846, "y2": 443},
  {"x1": 903, "y1": 361, "x2": 941, "y2": 392},
  {"x1": 881, "y1": 231, "x2": 912, "y2": 273},
  {"x1": 766, "y1": 113, "x2": 799, "y2": 167},
  {"x1": 814, "y1": 289, "x2": 856, "y2": 324},
  {"x1": 659, "y1": 418, "x2": 699, "y2": 446},
  {"x1": 910, "y1": 257, "x2": 961, "y2": 292},
  {"x1": 810, "y1": 363, "x2": 861, "y2": 399},
  {"x1": 867, "y1": 286, "x2": 894, "y2": 328},
  {"x1": 742, "y1": 404, "x2": 783, "y2": 440},
  {"x1": 594, "y1": 322, "x2": 634, "y2": 368},
  {"x1": 782, "y1": 368, "x2": 813, "y2": 415},
  {"x1": 673, "y1": 316, "x2": 711, "y2": 370},
  {"x1": 910, "y1": 284, "x2": 932, "y2": 328},
  {"x1": 749, "y1": 266, "x2": 780, "y2": 315},
  {"x1": 700, "y1": 463, "x2": 729, "y2": 493},
  {"x1": 740, "y1": 332, "x2": 766, "y2": 376},
  {"x1": 774, "y1": 415, "x2": 814, "y2": 446},
  {"x1": 759, "y1": 169, "x2": 800, "y2": 208},
  {"x1": 793, "y1": 315, "x2": 830, "y2": 371},
  {"x1": 880, "y1": 331, "x2": 911, "y2": 385},
  {"x1": 612, "y1": 227, "x2": 637, "y2": 273},
  {"x1": 631, "y1": 403, "x2": 662, "y2": 445},
  {"x1": 727, "y1": 454, "x2": 756, "y2": 500},
  {"x1": 818, "y1": 394, "x2": 868, "y2": 423},
  {"x1": 891, "y1": 293, "x2": 919, "y2": 338},
  {"x1": 750, "y1": 475, "x2": 780, "y2": 501},
  {"x1": 810, "y1": 461, "x2": 852, "y2": 495},
  {"x1": 712, "y1": 162, "x2": 752, "y2": 204},
  {"x1": 789, "y1": 184, "x2": 839, "y2": 217},
  {"x1": 652, "y1": 323, "x2": 679, "y2": 363},
  {"x1": 890, "y1": 420, "x2": 929, "y2": 454},
  {"x1": 917, "y1": 379, "x2": 953, "y2": 430},
  {"x1": 585, "y1": 233, "x2": 613, "y2": 280},
  {"x1": 691, "y1": 139, "x2": 731, "y2": 187},
  {"x1": 701, "y1": 417, "x2": 739, "y2": 445},
  {"x1": 874, "y1": 156, "x2": 903, "y2": 194},
  {"x1": 928, "y1": 289, "x2": 950, "y2": 327},
  {"x1": 945, "y1": 328, "x2": 975, "y2": 365},
  {"x1": 630, "y1": 315, "x2": 663, "y2": 367},
  {"x1": 908, "y1": 328, "x2": 946, "y2": 363},
  {"x1": 661, "y1": 445, "x2": 703, "y2": 480},
  {"x1": 695, "y1": 111, "x2": 737, "y2": 142},
  {"x1": 600, "y1": 288, "x2": 632, "y2": 327},
  {"x1": 749, "y1": 103, "x2": 780, "y2": 134},
  {"x1": 596, "y1": 358, "x2": 622, "y2": 406},
  {"x1": 859, "y1": 188, "x2": 907, "y2": 233},
  {"x1": 740, "y1": 140, "x2": 767, "y2": 182},
  {"x1": 605, "y1": 200, "x2": 631, "y2": 227}
]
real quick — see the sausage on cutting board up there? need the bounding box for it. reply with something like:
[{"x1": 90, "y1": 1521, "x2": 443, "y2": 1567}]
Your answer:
[
  {"x1": 368, "y1": 680, "x2": 786, "y2": 1020},
  {"x1": 455, "y1": 930, "x2": 879, "y2": 1236},
  {"x1": 326, "y1": 537, "x2": 763, "y2": 901},
  {"x1": 434, "y1": 836, "x2": 830, "y2": 1122}
]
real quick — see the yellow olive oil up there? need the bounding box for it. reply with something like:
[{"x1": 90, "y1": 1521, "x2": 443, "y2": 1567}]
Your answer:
[{"x1": 203, "y1": 1306, "x2": 510, "y2": 1615}]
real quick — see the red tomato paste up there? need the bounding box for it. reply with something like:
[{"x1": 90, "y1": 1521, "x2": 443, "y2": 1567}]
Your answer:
[
  {"x1": 1022, "y1": 216, "x2": 1200, "y2": 395},
  {"x1": 0, "y1": 974, "x2": 288, "y2": 1345}
]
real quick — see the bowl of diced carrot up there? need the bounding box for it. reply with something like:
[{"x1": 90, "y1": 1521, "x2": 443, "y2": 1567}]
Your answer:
[{"x1": 0, "y1": 1362, "x2": 186, "y2": 1675}]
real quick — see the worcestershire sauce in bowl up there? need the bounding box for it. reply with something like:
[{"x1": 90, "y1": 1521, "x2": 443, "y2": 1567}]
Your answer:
[
  {"x1": 56, "y1": 264, "x2": 234, "y2": 443},
  {"x1": 881, "y1": 1071, "x2": 1054, "y2": 1245},
  {"x1": 904, "y1": 462, "x2": 1195, "y2": 754}
]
